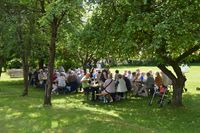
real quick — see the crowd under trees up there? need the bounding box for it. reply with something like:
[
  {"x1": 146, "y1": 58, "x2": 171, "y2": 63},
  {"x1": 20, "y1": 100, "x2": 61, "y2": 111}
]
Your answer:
[{"x1": 0, "y1": 0, "x2": 199, "y2": 107}]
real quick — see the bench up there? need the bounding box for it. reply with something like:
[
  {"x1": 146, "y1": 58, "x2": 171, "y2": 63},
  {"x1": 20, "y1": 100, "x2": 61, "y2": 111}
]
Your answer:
[{"x1": 8, "y1": 69, "x2": 23, "y2": 78}]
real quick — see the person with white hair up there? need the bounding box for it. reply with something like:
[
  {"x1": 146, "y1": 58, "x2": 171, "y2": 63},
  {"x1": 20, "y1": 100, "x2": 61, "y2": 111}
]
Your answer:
[
  {"x1": 116, "y1": 74, "x2": 128, "y2": 99},
  {"x1": 52, "y1": 72, "x2": 66, "y2": 94},
  {"x1": 161, "y1": 71, "x2": 172, "y2": 88},
  {"x1": 38, "y1": 69, "x2": 47, "y2": 89}
]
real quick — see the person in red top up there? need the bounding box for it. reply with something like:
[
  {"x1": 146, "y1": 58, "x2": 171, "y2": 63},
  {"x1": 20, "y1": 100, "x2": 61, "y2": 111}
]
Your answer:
[
  {"x1": 155, "y1": 72, "x2": 163, "y2": 87},
  {"x1": 155, "y1": 72, "x2": 165, "y2": 93}
]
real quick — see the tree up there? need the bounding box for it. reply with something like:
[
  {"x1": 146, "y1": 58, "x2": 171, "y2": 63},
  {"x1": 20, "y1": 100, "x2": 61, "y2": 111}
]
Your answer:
[
  {"x1": 88, "y1": 0, "x2": 200, "y2": 106},
  {"x1": 39, "y1": 0, "x2": 84, "y2": 106},
  {"x1": 126, "y1": 0, "x2": 200, "y2": 106},
  {"x1": 1, "y1": 0, "x2": 41, "y2": 96}
]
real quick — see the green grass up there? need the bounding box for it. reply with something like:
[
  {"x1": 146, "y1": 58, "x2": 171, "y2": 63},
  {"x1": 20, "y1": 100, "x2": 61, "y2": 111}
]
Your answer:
[{"x1": 0, "y1": 66, "x2": 200, "y2": 133}]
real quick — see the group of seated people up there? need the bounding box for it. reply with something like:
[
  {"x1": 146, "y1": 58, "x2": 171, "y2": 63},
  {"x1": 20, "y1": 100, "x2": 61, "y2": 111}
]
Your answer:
[
  {"x1": 29, "y1": 69, "x2": 48, "y2": 88},
  {"x1": 28, "y1": 67, "x2": 84, "y2": 93},
  {"x1": 29, "y1": 67, "x2": 172, "y2": 103},
  {"x1": 80, "y1": 68, "x2": 172, "y2": 103}
]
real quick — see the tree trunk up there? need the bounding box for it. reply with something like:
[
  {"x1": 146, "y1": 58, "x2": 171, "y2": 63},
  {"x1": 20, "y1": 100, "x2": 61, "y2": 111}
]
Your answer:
[
  {"x1": 16, "y1": 14, "x2": 29, "y2": 96},
  {"x1": 22, "y1": 49, "x2": 29, "y2": 96},
  {"x1": 172, "y1": 77, "x2": 186, "y2": 106},
  {"x1": 43, "y1": 18, "x2": 58, "y2": 106},
  {"x1": 158, "y1": 63, "x2": 186, "y2": 107},
  {"x1": 22, "y1": 17, "x2": 34, "y2": 96}
]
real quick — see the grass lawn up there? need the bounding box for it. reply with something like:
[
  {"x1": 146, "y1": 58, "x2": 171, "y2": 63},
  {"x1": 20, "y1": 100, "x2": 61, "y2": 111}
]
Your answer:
[{"x1": 0, "y1": 65, "x2": 200, "y2": 133}]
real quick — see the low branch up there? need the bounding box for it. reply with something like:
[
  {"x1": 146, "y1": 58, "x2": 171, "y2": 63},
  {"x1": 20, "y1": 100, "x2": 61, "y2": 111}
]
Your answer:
[
  {"x1": 157, "y1": 64, "x2": 176, "y2": 82},
  {"x1": 176, "y1": 45, "x2": 200, "y2": 62}
]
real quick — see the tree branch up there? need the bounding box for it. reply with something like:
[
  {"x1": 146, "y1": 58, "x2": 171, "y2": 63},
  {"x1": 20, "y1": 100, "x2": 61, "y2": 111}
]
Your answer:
[
  {"x1": 57, "y1": 11, "x2": 66, "y2": 27},
  {"x1": 39, "y1": 0, "x2": 45, "y2": 13},
  {"x1": 157, "y1": 64, "x2": 176, "y2": 82},
  {"x1": 176, "y1": 45, "x2": 200, "y2": 62}
]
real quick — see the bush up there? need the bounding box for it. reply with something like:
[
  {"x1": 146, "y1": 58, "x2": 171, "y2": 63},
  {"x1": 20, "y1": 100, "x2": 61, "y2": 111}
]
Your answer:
[{"x1": 7, "y1": 59, "x2": 22, "y2": 69}]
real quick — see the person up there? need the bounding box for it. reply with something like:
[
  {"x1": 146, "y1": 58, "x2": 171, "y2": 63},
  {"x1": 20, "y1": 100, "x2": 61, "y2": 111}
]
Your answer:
[
  {"x1": 77, "y1": 71, "x2": 84, "y2": 92},
  {"x1": 96, "y1": 70, "x2": 101, "y2": 85},
  {"x1": 155, "y1": 72, "x2": 163, "y2": 93},
  {"x1": 96, "y1": 61, "x2": 102, "y2": 70},
  {"x1": 140, "y1": 72, "x2": 146, "y2": 82},
  {"x1": 127, "y1": 70, "x2": 132, "y2": 80},
  {"x1": 155, "y1": 72, "x2": 163, "y2": 88},
  {"x1": 123, "y1": 75, "x2": 132, "y2": 91},
  {"x1": 38, "y1": 69, "x2": 47, "y2": 89},
  {"x1": 98, "y1": 74, "x2": 115, "y2": 102},
  {"x1": 59, "y1": 65, "x2": 65, "y2": 73},
  {"x1": 90, "y1": 78, "x2": 100, "y2": 101},
  {"x1": 116, "y1": 74, "x2": 128, "y2": 99},
  {"x1": 131, "y1": 72, "x2": 139, "y2": 95},
  {"x1": 161, "y1": 71, "x2": 172, "y2": 88},
  {"x1": 144, "y1": 72, "x2": 155, "y2": 95},
  {"x1": 135, "y1": 72, "x2": 150, "y2": 97},
  {"x1": 52, "y1": 72, "x2": 66, "y2": 94},
  {"x1": 123, "y1": 70, "x2": 128, "y2": 77},
  {"x1": 181, "y1": 64, "x2": 189, "y2": 92},
  {"x1": 99, "y1": 69, "x2": 108, "y2": 86},
  {"x1": 90, "y1": 68, "x2": 97, "y2": 79},
  {"x1": 114, "y1": 70, "x2": 120, "y2": 81},
  {"x1": 67, "y1": 71, "x2": 78, "y2": 92},
  {"x1": 81, "y1": 73, "x2": 91, "y2": 100}
]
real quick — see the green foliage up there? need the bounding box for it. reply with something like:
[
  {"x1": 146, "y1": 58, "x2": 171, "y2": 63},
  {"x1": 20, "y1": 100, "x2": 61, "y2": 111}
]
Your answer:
[
  {"x1": 7, "y1": 58, "x2": 22, "y2": 69},
  {"x1": 86, "y1": 0, "x2": 200, "y2": 65}
]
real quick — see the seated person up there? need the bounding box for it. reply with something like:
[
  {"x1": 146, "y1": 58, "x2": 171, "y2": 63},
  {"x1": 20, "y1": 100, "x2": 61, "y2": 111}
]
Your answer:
[
  {"x1": 52, "y1": 72, "x2": 66, "y2": 94},
  {"x1": 67, "y1": 71, "x2": 78, "y2": 92},
  {"x1": 137, "y1": 72, "x2": 155, "y2": 97},
  {"x1": 144, "y1": 72, "x2": 155, "y2": 96},
  {"x1": 97, "y1": 74, "x2": 115, "y2": 103},
  {"x1": 38, "y1": 69, "x2": 47, "y2": 89}
]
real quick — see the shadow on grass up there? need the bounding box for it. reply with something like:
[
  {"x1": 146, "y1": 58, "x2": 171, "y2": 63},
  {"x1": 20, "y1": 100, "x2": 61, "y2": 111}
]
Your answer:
[{"x1": 1, "y1": 79, "x2": 200, "y2": 133}]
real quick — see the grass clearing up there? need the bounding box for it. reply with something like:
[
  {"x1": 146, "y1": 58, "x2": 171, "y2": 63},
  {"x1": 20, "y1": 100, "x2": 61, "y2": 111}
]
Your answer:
[{"x1": 0, "y1": 65, "x2": 200, "y2": 133}]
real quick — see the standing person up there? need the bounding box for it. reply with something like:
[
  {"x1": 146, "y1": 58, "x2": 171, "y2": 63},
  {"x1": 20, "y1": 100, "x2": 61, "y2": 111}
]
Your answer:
[
  {"x1": 81, "y1": 73, "x2": 91, "y2": 100},
  {"x1": 161, "y1": 71, "x2": 171, "y2": 88},
  {"x1": 127, "y1": 70, "x2": 132, "y2": 80},
  {"x1": 116, "y1": 74, "x2": 128, "y2": 99},
  {"x1": 123, "y1": 70, "x2": 128, "y2": 77},
  {"x1": 114, "y1": 70, "x2": 120, "y2": 81},
  {"x1": 123, "y1": 75, "x2": 132, "y2": 98}
]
